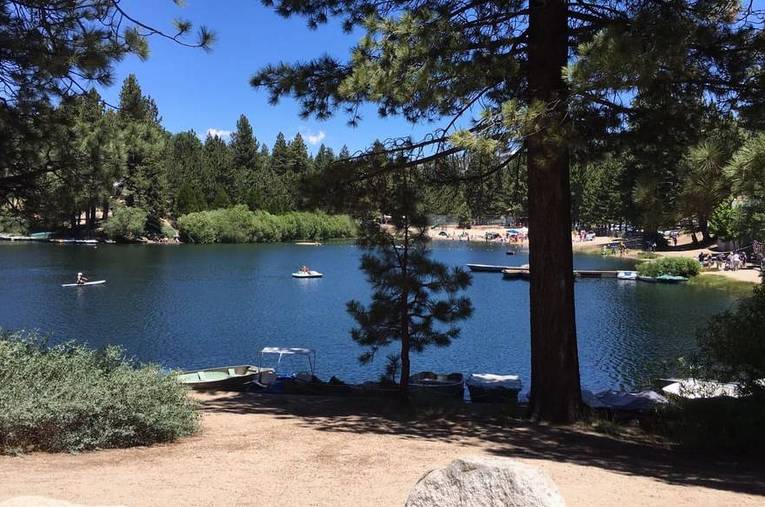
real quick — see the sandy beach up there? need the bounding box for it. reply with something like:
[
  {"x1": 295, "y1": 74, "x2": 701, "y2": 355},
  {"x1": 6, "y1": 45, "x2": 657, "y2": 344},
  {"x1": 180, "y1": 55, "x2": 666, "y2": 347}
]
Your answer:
[
  {"x1": 1, "y1": 392, "x2": 763, "y2": 507},
  {"x1": 431, "y1": 225, "x2": 762, "y2": 284}
]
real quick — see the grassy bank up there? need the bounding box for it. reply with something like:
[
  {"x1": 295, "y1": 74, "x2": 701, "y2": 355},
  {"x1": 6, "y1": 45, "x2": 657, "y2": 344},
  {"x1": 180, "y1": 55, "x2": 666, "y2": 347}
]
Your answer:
[
  {"x1": 0, "y1": 331, "x2": 198, "y2": 454},
  {"x1": 177, "y1": 205, "x2": 357, "y2": 244}
]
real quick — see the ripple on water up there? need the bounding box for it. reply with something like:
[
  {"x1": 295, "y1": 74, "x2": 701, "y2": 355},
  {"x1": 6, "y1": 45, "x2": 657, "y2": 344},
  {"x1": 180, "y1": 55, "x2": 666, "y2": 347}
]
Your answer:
[{"x1": 0, "y1": 242, "x2": 740, "y2": 390}]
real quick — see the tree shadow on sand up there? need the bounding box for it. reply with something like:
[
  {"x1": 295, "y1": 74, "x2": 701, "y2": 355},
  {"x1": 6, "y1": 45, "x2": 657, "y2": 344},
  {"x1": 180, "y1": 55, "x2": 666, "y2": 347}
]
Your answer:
[{"x1": 198, "y1": 391, "x2": 765, "y2": 498}]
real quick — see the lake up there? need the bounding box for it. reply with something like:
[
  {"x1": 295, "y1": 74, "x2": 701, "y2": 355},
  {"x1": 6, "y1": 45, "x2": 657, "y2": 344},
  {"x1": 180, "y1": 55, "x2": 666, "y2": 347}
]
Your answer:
[{"x1": 0, "y1": 240, "x2": 741, "y2": 391}]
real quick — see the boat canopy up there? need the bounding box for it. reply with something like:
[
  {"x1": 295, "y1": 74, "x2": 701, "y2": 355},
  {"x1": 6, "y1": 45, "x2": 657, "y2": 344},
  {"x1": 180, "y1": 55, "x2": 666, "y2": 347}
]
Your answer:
[{"x1": 258, "y1": 347, "x2": 316, "y2": 375}]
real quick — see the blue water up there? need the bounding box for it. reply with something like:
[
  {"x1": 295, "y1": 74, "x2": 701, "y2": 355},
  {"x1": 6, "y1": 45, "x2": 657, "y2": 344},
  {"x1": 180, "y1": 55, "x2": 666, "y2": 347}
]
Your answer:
[{"x1": 0, "y1": 241, "x2": 740, "y2": 390}]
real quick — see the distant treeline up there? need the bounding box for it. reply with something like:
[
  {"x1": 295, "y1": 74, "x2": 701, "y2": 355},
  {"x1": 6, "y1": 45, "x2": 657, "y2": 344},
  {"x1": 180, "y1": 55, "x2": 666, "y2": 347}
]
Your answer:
[{"x1": 177, "y1": 206, "x2": 356, "y2": 243}]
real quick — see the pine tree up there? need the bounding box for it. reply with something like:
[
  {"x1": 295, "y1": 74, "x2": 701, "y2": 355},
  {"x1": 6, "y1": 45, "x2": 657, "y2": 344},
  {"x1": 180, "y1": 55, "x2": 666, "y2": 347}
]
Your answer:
[
  {"x1": 166, "y1": 131, "x2": 205, "y2": 207},
  {"x1": 202, "y1": 134, "x2": 233, "y2": 203},
  {"x1": 347, "y1": 171, "x2": 473, "y2": 396},
  {"x1": 211, "y1": 186, "x2": 232, "y2": 209},
  {"x1": 175, "y1": 182, "x2": 207, "y2": 216},
  {"x1": 252, "y1": 0, "x2": 765, "y2": 422},
  {"x1": 229, "y1": 114, "x2": 260, "y2": 202},
  {"x1": 116, "y1": 75, "x2": 167, "y2": 229}
]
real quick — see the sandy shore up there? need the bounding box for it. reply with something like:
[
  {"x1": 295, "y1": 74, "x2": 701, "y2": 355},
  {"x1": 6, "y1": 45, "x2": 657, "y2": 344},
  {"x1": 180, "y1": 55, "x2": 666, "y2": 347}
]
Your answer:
[
  {"x1": 434, "y1": 226, "x2": 761, "y2": 284},
  {"x1": 1, "y1": 393, "x2": 763, "y2": 507}
]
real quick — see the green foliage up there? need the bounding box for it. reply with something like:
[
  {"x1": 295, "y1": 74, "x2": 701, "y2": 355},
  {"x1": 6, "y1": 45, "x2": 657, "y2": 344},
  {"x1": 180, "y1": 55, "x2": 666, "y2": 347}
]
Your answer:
[
  {"x1": 211, "y1": 187, "x2": 232, "y2": 209},
  {"x1": 103, "y1": 206, "x2": 148, "y2": 241},
  {"x1": 637, "y1": 257, "x2": 701, "y2": 278},
  {"x1": 177, "y1": 205, "x2": 356, "y2": 243},
  {"x1": 659, "y1": 396, "x2": 765, "y2": 456},
  {"x1": 174, "y1": 182, "x2": 207, "y2": 216},
  {"x1": 347, "y1": 173, "x2": 473, "y2": 393},
  {"x1": 0, "y1": 211, "x2": 28, "y2": 234},
  {"x1": 0, "y1": 331, "x2": 198, "y2": 454},
  {"x1": 697, "y1": 285, "x2": 765, "y2": 395},
  {"x1": 709, "y1": 200, "x2": 740, "y2": 242}
]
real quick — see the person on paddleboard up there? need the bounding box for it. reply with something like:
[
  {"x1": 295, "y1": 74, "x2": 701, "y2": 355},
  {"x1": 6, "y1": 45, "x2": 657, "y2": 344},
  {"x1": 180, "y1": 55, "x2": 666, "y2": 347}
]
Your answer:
[{"x1": 75, "y1": 272, "x2": 88, "y2": 285}]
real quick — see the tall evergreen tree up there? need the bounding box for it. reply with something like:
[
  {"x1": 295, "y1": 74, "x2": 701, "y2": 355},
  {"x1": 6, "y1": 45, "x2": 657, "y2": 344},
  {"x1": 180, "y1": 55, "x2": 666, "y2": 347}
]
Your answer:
[
  {"x1": 253, "y1": 0, "x2": 765, "y2": 422},
  {"x1": 347, "y1": 171, "x2": 473, "y2": 396},
  {"x1": 166, "y1": 131, "x2": 205, "y2": 212},
  {"x1": 229, "y1": 114, "x2": 261, "y2": 202},
  {"x1": 201, "y1": 134, "x2": 234, "y2": 203},
  {"x1": 116, "y1": 75, "x2": 167, "y2": 229}
]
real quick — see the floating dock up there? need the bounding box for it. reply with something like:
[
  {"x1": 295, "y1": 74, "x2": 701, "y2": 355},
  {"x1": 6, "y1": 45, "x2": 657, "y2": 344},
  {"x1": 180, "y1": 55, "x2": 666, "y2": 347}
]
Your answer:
[
  {"x1": 501, "y1": 267, "x2": 623, "y2": 280},
  {"x1": 466, "y1": 264, "x2": 513, "y2": 272}
]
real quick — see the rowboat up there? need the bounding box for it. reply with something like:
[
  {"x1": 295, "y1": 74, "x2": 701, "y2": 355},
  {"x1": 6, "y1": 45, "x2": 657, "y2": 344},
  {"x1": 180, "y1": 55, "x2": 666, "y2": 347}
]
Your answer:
[
  {"x1": 176, "y1": 365, "x2": 274, "y2": 391},
  {"x1": 466, "y1": 373, "x2": 522, "y2": 404},
  {"x1": 61, "y1": 280, "x2": 106, "y2": 287},
  {"x1": 466, "y1": 263, "x2": 509, "y2": 272},
  {"x1": 617, "y1": 271, "x2": 638, "y2": 280},
  {"x1": 292, "y1": 270, "x2": 323, "y2": 278},
  {"x1": 410, "y1": 372, "x2": 464, "y2": 402}
]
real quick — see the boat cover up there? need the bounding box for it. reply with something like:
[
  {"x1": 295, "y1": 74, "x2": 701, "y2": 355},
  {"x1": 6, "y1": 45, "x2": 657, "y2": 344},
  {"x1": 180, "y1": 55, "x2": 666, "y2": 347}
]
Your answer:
[
  {"x1": 661, "y1": 379, "x2": 740, "y2": 399},
  {"x1": 595, "y1": 390, "x2": 668, "y2": 411},
  {"x1": 466, "y1": 373, "x2": 522, "y2": 390}
]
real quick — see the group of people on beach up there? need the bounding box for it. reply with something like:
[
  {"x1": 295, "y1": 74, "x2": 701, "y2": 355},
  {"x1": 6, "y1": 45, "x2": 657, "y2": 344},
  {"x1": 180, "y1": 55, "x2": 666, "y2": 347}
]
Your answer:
[{"x1": 698, "y1": 251, "x2": 748, "y2": 271}]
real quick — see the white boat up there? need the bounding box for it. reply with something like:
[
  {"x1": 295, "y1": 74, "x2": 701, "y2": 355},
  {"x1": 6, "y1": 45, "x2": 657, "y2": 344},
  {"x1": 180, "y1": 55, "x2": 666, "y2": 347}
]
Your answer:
[
  {"x1": 661, "y1": 378, "x2": 741, "y2": 399},
  {"x1": 295, "y1": 241, "x2": 321, "y2": 246},
  {"x1": 582, "y1": 388, "x2": 668, "y2": 412},
  {"x1": 617, "y1": 271, "x2": 638, "y2": 280},
  {"x1": 466, "y1": 373, "x2": 522, "y2": 403},
  {"x1": 61, "y1": 280, "x2": 106, "y2": 287},
  {"x1": 292, "y1": 271, "x2": 323, "y2": 278}
]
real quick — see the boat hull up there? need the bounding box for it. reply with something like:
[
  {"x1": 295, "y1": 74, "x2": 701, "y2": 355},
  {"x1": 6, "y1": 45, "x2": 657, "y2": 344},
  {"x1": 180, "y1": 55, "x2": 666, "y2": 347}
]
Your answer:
[
  {"x1": 292, "y1": 271, "x2": 323, "y2": 278},
  {"x1": 177, "y1": 365, "x2": 273, "y2": 391},
  {"x1": 61, "y1": 280, "x2": 106, "y2": 287}
]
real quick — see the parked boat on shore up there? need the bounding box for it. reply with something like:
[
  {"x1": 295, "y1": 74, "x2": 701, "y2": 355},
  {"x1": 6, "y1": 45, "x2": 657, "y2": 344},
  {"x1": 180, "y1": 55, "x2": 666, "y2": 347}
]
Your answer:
[
  {"x1": 656, "y1": 274, "x2": 689, "y2": 283},
  {"x1": 177, "y1": 365, "x2": 274, "y2": 391},
  {"x1": 617, "y1": 271, "x2": 638, "y2": 280},
  {"x1": 410, "y1": 372, "x2": 464, "y2": 401},
  {"x1": 466, "y1": 373, "x2": 522, "y2": 403}
]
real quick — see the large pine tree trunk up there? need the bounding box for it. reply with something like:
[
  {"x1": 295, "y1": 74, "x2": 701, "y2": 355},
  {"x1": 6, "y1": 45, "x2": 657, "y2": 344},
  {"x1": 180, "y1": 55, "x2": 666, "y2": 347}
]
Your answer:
[{"x1": 526, "y1": 0, "x2": 581, "y2": 423}]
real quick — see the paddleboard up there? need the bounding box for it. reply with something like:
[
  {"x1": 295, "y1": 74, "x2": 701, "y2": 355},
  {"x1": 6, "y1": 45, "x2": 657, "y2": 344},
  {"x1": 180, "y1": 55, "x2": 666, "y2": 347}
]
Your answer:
[
  {"x1": 291, "y1": 271, "x2": 323, "y2": 278},
  {"x1": 61, "y1": 280, "x2": 106, "y2": 287}
]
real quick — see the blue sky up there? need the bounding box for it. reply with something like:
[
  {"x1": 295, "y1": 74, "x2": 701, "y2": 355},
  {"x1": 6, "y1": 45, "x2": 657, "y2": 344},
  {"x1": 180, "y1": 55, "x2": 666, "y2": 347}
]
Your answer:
[{"x1": 98, "y1": 0, "x2": 431, "y2": 153}]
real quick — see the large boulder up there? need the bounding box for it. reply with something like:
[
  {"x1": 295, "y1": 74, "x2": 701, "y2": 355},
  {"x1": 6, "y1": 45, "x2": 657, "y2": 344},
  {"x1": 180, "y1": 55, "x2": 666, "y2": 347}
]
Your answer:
[{"x1": 404, "y1": 456, "x2": 566, "y2": 507}]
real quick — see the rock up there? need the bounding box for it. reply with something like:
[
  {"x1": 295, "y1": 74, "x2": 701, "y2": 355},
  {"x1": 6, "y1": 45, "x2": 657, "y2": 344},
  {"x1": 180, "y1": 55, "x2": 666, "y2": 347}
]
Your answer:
[{"x1": 404, "y1": 456, "x2": 566, "y2": 507}]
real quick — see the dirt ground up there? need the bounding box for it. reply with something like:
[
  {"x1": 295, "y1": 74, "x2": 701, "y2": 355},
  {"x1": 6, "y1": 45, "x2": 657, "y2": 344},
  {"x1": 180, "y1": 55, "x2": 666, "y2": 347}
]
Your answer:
[{"x1": 1, "y1": 393, "x2": 763, "y2": 507}]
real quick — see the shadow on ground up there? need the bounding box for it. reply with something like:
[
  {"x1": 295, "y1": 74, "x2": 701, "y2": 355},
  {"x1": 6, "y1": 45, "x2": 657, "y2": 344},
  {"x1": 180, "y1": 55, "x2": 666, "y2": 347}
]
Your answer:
[{"x1": 198, "y1": 391, "x2": 765, "y2": 498}]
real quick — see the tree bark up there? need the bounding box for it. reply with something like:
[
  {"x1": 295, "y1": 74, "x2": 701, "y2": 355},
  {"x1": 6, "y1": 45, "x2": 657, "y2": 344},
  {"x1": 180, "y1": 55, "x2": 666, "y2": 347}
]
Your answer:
[{"x1": 526, "y1": 0, "x2": 582, "y2": 423}]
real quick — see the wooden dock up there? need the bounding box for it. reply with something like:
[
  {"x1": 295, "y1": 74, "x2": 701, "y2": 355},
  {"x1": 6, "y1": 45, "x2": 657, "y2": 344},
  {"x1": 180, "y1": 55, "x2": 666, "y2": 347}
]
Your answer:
[{"x1": 501, "y1": 267, "x2": 623, "y2": 280}]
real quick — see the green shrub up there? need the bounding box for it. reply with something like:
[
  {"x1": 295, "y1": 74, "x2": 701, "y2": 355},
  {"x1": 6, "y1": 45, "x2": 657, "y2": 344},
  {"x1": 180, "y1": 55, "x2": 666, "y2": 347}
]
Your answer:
[
  {"x1": 103, "y1": 207, "x2": 147, "y2": 241},
  {"x1": 659, "y1": 396, "x2": 765, "y2": 456},
  {"x1": 177, "y1": 205, "x2": 357, "y2": 244},
  {"x1": 0, "y1": 211, "x2": 28, "y2": 235},
  {"x1": 637, "y1": 256, "x2": 701, "y2": 278},
  {"x1": 0, "y1": 331, "x2": 198, "y2": 454},
  {"x1": 697, "y1": 285, "x2": 765, "y2": 395}
]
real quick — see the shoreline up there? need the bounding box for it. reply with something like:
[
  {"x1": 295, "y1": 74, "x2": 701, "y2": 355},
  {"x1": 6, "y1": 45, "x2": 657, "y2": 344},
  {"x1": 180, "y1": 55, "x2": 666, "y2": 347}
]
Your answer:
[{"x1": 430, "y1": 225, "x2": 761, "y2": 285}]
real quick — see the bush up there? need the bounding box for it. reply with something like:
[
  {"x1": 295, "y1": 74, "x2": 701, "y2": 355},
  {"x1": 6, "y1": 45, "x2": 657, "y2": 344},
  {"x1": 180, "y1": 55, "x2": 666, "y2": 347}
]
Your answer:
[
  {"x1": 0, "y1": 331, "x2": 198, "y2": 454},
  {"x1": 659, "y1": 396, "x2": 765, "y2": 456},
  {"x1": 697, "y1": 285, "x2": 765, "y2": 395},
  {"x1": 637, "y1": 256, "x2": 701, "y2": 278},
  {"x1": 103, "y1": 207, "x2": 147, "y2": 241},
  {"x1": 177, "y1": 205, "x2": 357, "y2": 244},
  {"x1": 0, "y1": 211, "x2": 28, "y2": 235}
]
